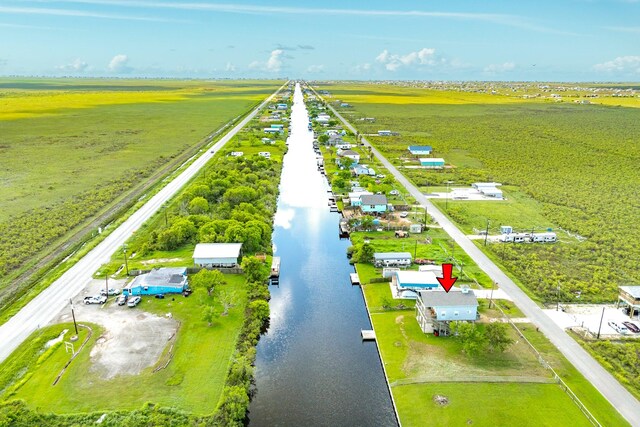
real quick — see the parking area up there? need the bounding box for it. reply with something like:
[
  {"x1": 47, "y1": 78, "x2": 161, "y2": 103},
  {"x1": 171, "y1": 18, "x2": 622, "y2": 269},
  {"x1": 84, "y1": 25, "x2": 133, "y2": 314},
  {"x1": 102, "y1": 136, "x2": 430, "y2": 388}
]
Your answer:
[
  {"x1": 543, "y1": 304, "x2": 640, "y2": 338},
  {"x1": 54, "y1": 278, "x2": 178, "y2": 380}
]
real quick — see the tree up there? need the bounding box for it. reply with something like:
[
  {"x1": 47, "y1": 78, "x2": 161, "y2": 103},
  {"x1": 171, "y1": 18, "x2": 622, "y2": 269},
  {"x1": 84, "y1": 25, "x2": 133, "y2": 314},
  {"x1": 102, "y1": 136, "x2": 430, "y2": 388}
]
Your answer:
[
  {"x1": 485, "y1": 322, "x2": 513, "y2": 353},
  {"x1": 188, "y1": 196, "x2": 209, "y2": 214},
  {"x1": 455, "y1": 322, "x2": 487, "y2": 356},
  {"x1": 249, "y1": 299, "x2": 270, "y2": 324},
  {"x1": 360, "y1": 215, "x2": 374, "y2": 231},
  {"x1": 356, "y1": 242, "x2": 375, "y2": 263},
  {"x1": 218, "y1": 288, "x2": 237, "y2": 316},
  {"x1": 241, "y1": 256, "x2": 268, "y2": 283},
  {"x1": 318, "y1": 134, "x2": 329, "y2": 144},
  {"x1": 191, "y1": 269, "x2": 224, "y2": 297},
  {"x1": 202, "y1": 305, "x2": 217, "y2": 327}
]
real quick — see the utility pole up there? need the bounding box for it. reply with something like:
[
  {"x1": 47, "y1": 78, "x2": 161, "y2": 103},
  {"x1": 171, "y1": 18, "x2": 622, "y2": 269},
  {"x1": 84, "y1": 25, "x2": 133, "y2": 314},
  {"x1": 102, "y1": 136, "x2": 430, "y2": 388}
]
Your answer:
[
  {"x1": 69, "y1": 298, "x2": 78, "y2": 336},
  {"x1": 414, "y1": 239, "x2": 418, "y2": 259},
  {"x1": 484, "y1": 219, "x2": 490, "y2": 246},
  {"x1": 123, "y1": 244, "x2": 129, "y2": 276},
  {"x1": 489, "y1": 282, "x2": 496, "y2": 309},
  {"x1": 597, "y1": 306, "x2": 605, "y2": 339},
  {"x1": 556, "y1": 283, "x2": 561, "y2": 311},
  {"x1": 105, "y1": 271, "x2": 109, "y2": 298}
]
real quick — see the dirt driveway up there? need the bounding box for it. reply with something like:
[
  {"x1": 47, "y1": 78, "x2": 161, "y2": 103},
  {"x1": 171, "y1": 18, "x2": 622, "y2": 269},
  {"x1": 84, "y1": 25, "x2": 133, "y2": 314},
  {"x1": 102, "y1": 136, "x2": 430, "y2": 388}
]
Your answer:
[{"x1": 53, "y1": 279, "x2": 178, "y2": 380}]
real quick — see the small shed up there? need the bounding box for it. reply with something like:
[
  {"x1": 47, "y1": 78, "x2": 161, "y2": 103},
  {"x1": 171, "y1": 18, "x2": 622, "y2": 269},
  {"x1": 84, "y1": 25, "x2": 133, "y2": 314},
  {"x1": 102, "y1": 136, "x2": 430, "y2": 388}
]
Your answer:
[
  {"x1": 193, "y1": 243, "x2": 242, "y2": 268},
  {"x1": 124, "y1": 267, "x2": 188, "y2": 296},
  {"x1": 409, "y1": 223, "x2": 423, "y2": 233},
  {"x1": 373, "y1": 252, "x2": 412, "y2": 268},
  {"x1": 419, "y1": 158, "x2": 445, "y2": 168}
]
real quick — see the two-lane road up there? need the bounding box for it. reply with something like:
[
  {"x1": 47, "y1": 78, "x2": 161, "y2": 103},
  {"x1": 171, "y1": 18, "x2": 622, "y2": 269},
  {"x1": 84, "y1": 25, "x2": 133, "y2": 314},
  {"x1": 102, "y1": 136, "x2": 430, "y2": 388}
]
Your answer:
[
  {"x1": 318, "y1": 89, "x2": 640, "y2": 426},
  {"x1": 0, "y1": 82, "x2": 287, "y2": 363}
]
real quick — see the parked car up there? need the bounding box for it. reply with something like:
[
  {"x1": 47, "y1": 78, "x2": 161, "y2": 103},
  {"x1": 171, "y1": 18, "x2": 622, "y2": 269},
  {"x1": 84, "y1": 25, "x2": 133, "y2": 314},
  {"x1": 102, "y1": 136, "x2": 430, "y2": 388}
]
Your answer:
[
  {"x1": 622, "y1": 321, "x2": 640, "y2": 333},
  {"x1": 376, "y1": 174, "x2": 386, "y2": 179},
  {"x1": 399, "y1": 211, "x2": 409, "y2": 218},
  {"x1": 389, "y1": 189, "x2": 400, "y2": 196},
  {"x1": 608, "y1": 320, "x2": 629, "y2": 334},
  {"x1": 100, "y1": 288, "x2": 121, "y2": 296},
  {"x1": 84, "y1": 295, "x2": 107, "y2": 305},
  {"x1": 127, "y1": 296, "x2": 142, "y2": 307},
  {"x1": 116, "y1": 295, "x2": 128, "y2": 306},
  {"x1": 155, "y1": 294, "x2": 165, "y2": 299}
]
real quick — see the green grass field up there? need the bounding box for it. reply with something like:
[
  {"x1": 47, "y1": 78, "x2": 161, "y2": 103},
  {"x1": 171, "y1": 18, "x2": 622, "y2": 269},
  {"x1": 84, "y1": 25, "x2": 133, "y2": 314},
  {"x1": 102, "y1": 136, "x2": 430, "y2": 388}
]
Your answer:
[
  {"x1": 3, "y1": 276, "x2": 247, "y2": 415},
  {"x1": 319, "y1": 82, "x2": 640, "y2": 304},
  {"x1": 0, "y1": 78, "x2": 281, "y2": 302},
  {"x1": 358, "y1": 270, "x2": 628, "y2": 426}
]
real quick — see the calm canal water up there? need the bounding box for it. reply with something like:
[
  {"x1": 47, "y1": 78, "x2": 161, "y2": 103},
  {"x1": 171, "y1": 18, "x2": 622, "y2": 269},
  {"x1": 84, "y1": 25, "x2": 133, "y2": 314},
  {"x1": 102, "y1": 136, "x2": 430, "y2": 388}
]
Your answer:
[{"x1": 248, "y1": 84, "x2": 397, "y2": 426}]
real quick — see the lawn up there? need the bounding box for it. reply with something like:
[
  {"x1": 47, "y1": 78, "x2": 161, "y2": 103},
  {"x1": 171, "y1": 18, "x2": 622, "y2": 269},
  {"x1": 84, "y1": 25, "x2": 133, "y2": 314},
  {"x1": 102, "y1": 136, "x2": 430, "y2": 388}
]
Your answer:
[
  {"x1": 394, "y1": 382, "x2": 592, "y2": 427},
  {"x1": 4, "y1": 275, "x2": 247, "y2": 415},
  {"x1": 356, "y1": 260, "x2": 627, "y2": 426}
]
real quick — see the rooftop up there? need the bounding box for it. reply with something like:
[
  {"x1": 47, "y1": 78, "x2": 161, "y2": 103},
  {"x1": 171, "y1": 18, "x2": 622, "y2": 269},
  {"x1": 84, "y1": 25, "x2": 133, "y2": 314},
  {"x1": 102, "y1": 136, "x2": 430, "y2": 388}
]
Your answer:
[
  {"x1": 374, "y1": 252, "x2": 412, "y2": 260},
  {"x1": 360, "y1": 194, "x2": 388, "y2": 205},
  {"x1": 418, "y1": 287, "x2": 479, "y2": 307},
  {"x1": 193, "y1": 243, "x2": 242, "y2": 259},
  {"x1": 408, "y1": 145, "x2": 433, "y2": 151},
  {"x1": 396, "y1": 270, "x2": 439, "y2": 286},
  {"x1": 620, "y1": 286, "x2": 640, "y2": 299}
]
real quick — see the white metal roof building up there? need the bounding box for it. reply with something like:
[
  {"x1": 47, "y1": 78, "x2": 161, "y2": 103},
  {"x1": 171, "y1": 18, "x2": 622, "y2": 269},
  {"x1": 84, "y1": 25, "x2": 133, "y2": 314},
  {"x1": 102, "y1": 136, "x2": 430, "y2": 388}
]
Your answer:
[{"x1": 193, "y1": 243, "x2": 242, "y2": 267}]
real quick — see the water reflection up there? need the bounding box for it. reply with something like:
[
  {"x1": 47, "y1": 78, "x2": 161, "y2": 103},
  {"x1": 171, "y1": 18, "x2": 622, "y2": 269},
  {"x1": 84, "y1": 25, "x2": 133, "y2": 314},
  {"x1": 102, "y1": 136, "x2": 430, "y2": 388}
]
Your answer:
[{"x1": 248, "y1": 83, "x2": 396, "y2": 427}]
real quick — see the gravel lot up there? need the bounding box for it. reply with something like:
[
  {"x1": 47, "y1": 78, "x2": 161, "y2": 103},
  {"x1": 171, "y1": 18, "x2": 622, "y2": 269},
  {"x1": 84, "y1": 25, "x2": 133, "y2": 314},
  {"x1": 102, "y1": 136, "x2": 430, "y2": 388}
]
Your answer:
[
  {"x1": 543, "y1": 304, "x2": 640, "y2": 338},
  {"x1": 54, "y1": 279, "x2": 178, "y2": 380}
]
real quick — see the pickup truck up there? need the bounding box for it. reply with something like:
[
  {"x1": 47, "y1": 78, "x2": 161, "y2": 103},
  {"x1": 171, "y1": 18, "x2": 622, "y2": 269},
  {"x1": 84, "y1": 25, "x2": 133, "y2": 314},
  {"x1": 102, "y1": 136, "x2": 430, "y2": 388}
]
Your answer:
[{"x1": 84, "y1": 295, "x2": 107, "y2": 305}]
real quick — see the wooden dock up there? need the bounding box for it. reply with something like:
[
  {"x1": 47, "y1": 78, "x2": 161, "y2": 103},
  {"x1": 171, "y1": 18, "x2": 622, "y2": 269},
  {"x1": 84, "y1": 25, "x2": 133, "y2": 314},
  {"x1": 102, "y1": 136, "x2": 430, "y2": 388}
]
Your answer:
[
  {"x1": 349, "y1": 273, "x2": 360, "y2": 285},
  {"x1": 361, "y1": 330, "x2": 376, "y2": 340}
]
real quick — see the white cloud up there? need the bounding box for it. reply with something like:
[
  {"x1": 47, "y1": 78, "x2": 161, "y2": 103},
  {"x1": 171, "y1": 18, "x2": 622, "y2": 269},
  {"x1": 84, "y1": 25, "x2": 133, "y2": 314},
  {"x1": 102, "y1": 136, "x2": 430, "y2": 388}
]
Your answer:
[
  {"x1": 249, "y1": 49, "x2": 284, "y2": 73},
  {"x1": 108, "y1": 54, "x2": 133, "y2": 73},
  {"x1": 57, "y1": 58, "x2": 89, "y2": 72},
  {"x1": 594, "y1": 56, "x2": 640, "y2": 73},
  {"x1": 306, "y1": 64, "x2": 324, "y2": 73},
  {"x1": 352, "y1": 63, "x2": 372, "y2": 73},
  {"x1": 375, "y1": 47, "x2": 439, "y2": 71},
  {"x1": 225, "y1": 62, "x2": 236, "y2": 72},
  {"x1": 484, "y1": 62, "x2": 516, "y2": 73}
]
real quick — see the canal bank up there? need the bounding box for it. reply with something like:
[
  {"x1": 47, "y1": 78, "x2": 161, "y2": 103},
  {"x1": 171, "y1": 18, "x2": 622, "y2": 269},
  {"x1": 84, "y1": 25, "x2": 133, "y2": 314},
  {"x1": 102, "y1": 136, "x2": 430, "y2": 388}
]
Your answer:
[{"x1": 248, "y1": 83, "x2": 397, "y2": 426}]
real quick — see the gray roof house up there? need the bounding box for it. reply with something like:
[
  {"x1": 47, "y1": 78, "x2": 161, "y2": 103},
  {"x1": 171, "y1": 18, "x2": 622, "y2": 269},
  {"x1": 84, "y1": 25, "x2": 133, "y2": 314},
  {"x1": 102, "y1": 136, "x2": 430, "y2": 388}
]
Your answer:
[{"x1": 416, "y1": 287, "x2": 479, "y2": 335}]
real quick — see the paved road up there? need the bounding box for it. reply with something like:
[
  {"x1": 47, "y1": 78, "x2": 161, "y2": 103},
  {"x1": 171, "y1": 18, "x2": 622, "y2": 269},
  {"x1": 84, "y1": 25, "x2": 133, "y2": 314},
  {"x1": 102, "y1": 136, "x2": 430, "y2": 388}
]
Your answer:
[
  {"x1": 0, "y1": 83, "x2": 287, "y2": 364},
  {"x1": 317, "y1": 89, "x2": 640, "y2": 426}
]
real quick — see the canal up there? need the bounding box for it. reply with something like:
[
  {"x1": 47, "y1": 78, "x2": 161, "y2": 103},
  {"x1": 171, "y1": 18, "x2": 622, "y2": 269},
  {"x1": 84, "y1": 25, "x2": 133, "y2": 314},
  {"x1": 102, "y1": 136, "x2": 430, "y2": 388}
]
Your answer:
[{"x1": 248, "y1": 83, "x2": 397, "y2": 426}]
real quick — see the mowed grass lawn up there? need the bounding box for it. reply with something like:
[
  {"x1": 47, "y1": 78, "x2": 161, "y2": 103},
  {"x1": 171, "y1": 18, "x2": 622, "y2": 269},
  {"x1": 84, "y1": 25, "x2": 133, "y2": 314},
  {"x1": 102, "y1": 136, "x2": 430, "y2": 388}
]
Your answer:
[
  {"x1": 394, "y1": 382, "x2": 591, "y2": 427},
  {"x1": 4, "y1": 274, "x2": 247, "y2": 414},
  {"x1": 357, "y1": 270, "x2": 621, "y2": 426}
]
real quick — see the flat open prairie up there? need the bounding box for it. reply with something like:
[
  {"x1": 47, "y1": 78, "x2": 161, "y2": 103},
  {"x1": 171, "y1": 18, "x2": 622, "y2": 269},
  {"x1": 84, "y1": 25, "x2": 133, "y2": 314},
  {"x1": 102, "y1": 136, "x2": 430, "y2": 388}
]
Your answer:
[
  {"x1": 319, "y1": 82, "x2": 640, "y2": 303},
  {"x1": 0, "y1": 78, "x2": 281, "y2": 303}
]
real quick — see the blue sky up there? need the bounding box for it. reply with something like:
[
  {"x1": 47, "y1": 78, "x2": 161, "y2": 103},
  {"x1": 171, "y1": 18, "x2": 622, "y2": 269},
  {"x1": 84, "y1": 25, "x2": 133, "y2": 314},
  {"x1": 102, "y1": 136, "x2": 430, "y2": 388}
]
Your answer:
[{"x1": 0, "y1": 0, "x2": 639, "y2": 81}]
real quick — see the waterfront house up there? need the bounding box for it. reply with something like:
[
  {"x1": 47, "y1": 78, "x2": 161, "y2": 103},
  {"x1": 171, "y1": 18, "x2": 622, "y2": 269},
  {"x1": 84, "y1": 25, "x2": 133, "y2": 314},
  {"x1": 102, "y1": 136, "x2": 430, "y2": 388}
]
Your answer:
[
  {"x1": 352, "y1": 165, "x2": 375, "y2": 177},
  {"x1": 349, "y1": 190, "x2": 372, "y2": 206},
  {"x1": 419, "y1": 158, "x2": 445, "y2": 168},
  {"x1": 123, "y1": 267, "x2": 188, "y2": 296},
  {"x1": 373, "y1": 252, "x2": 412, "y2": 268},
  {"x1": 415, "y1": 287, "x2": 479, "y2": 335},
  {"x1": 408, "y1": 145, "x2": 433, "y2": 156},
  {"x1": 276, "y1": 103, "x2": 288, "y2": 110},
  {"x1": 193, "y1": 243, "x2": 242, "y2": 268},
  {"x1": 360, "y1": 194, "x2": 388, "y2": 214},
  {"x1": 339, "y1": 149, "x2": 360, "y2": 163},
  {"x1": 393, "y1": 270, "x2": 440, "y2": 298}
]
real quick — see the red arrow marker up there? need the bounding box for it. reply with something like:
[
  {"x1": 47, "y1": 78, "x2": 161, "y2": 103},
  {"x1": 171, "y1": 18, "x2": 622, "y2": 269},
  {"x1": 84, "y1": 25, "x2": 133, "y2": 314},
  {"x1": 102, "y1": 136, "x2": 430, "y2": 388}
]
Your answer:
[{"x1": 437, "y1": 263, "x2": 458, "y2": 293}]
